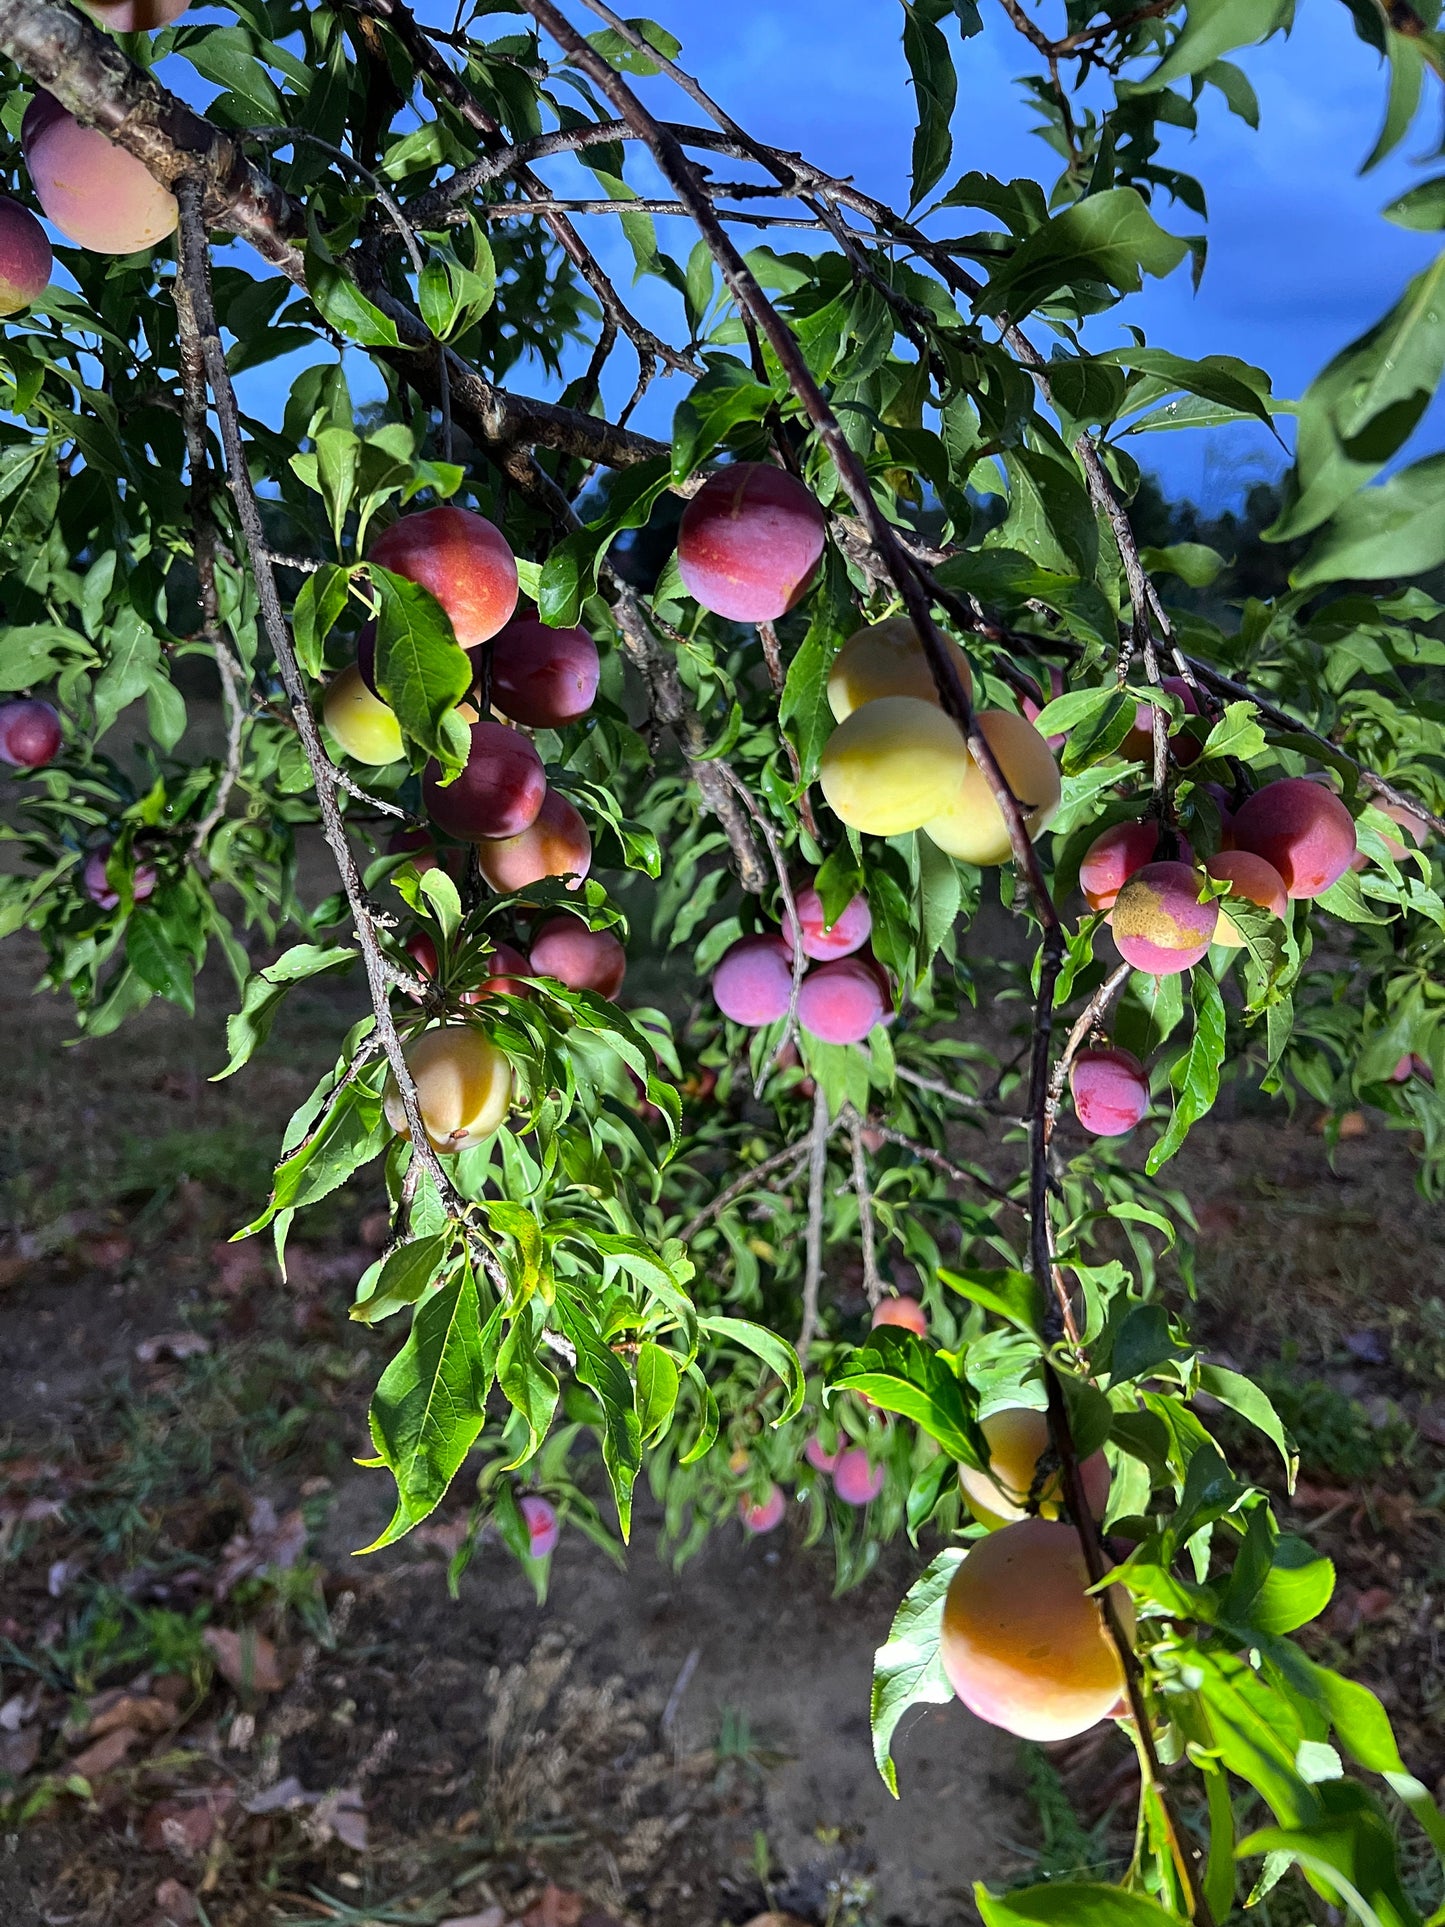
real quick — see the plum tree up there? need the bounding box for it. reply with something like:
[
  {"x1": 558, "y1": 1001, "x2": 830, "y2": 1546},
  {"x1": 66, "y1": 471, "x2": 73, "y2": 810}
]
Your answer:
[
  {"x1": 529, "y1": 915, "x2": 627, "y2": 999},
  {"x1": 489, "y1": 616, "x2": 600, "y2": 728},
  {"x1": 921, "y1": 710, "x2": 1061, "y2": 866},
  {"x1": 939, "y1": 1519, "x2": 1132, "y2": 1741},
  {"x1": 369, "y1": 506, "x2": 519, "y2": 649},
  {"x1": 819, "y1": 696, "x2": 971, "y2": 835},
  {"x1": 1069, "y1": 1047, "x2": 1151, "y2": 1138},
  {"x1": 1111, "y1": 861, "x2": 1218, "y2": 974},
  {"x1": 0, "y1": 697, "x2": 61, "y2": 768},
  {"x1": 1232, "y1": 777, "x2": 1358, "y2": 899},
  {"x1": 712, "y1": 933, "x2": 792, "y2": 1026},
  {"x1": 0, "y1": 197, "x2": 50, "y2": 313},
  {"x1": 739, "y1": 1484, "x2": 786, "y2": 1534},
  {"x1": 833, "y1": 1448, "x2": 885, "y2": 1507},
  {"x1": 23, "y1": 93, "x2": 177, "y2": 253},
  {"x1": 826, "y1": 616, "x2": 974, "y2": 720},
  {"x1": 321, "y1": 663, "x2": 404, "y2": 766},
  {"x1": 519, "y1": 1495, "x2": 560, "y2": 1558},
  {"x1": 1079, "y1": 820, "x2": 1191, "y2": 913},
  {"x1": 871, "y1": 1296, "x2": 928, "y2": 1336},
  {"x1": 783, "y1": 884, "x2": 871, "y2": 961},
  {"x1": 798, "y1": 957, "x2": 886, "y2": 1044},
  {"x1": 958, "y1": 1407, "x2": 1110, "y2": 1530},
  {"x1": 1205, "y1": 849, "x2": 1288, "y2": 948},
  {"x1": 676, "y1": 463, "x2": 826, "y2": 621},
  {"x1": 423, "y1": 719, "x2": 546, "y2": 840},
  {"x1": 474, "y1": 787, "x2": 592, "y2": 892},
  {"x1": 382, "y1": 1025, "x2": 512, "y2": 1155}
]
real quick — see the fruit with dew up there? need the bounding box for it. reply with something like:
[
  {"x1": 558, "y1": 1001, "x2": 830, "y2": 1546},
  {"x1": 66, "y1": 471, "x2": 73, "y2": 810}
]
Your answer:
[
  {"x1": 798, "y1": 957, "x2": 886, "y2": 1045},
  {"x1": 1119, "y1": 675, "x2": 1202, "y2": 767},
  {"x1": 677, "y1": 463, "x2": 826, "y2": 622},
  {"x1": 84, "y1": 844, "x2": 157, "y2": 909},
  {"x1": 833, "y1": 1448, "x2": 885, "y2": 1507},
  {"x1": 322, "y1": 663, "x2": 404, "y2": 766},
  {"x1": 382, "y1": 1025, "x2": 512, "y2": 1155},
  {"x1": 519, "y1": 1495, "x2": 559, "y2": 1558},
  {"x1": 1069, "y1": 1047, "x2": 1151, "y2": 1139},
  {"x1": 83, "y1": 0, "x2": 191, "y2": 26},
  {"x1": 922, "y1": 710, "x2": 1061, "y2": 866},
  {"x1": 490, "y1": 616, "x2": 600, "y2": 729},
  {"x1": 423, "y1": 719, "x2": 545, "y2": 841},
  {"x1": 959, "y1": 1407, "x2": 1111, "y2": 1532},
  {"x1": 0, "y1": 197, "x2": 51, "y2": 314},
  {"x1": 739, "y1": 1485, "x2": 786, "y2": 1534},
  {"x1": 369, "y1": 505, "x2": 519, "y2": 650},
  {"x1": 23, "y1": 92, "x2": 178, "y2": 254},
  {"x1": 1205, "y1": 849, "x2": 1288, "y2": 948},
  {"x1": 529, "y1": 915, "x2": 626, "y2": 999},
  {"x1": 475, "y1": 787, "x2": 592, "y2": 893},
  {"x1": 783, "y1": 884, "x2": 871, "y2": 961},
  {"x1": 0, "y1": 697, "x2": 62, "y2": 769},
  {"x1": 1353, "y1": 799, "x2": 1431, "y2": 870},
  {"x1": 826, "y1": 615, "x2": 974, "y2": 721},
  {"x1": 1232, "y1": 777, "x2": 1357, "y2": 900},
  {"x1": 871, "y1": 1296, "x2": 928, "y2": 1337},
  {"x1": 804, "y1": 1435, "x2": 844, "y2": 1474},
  {"x1": 1111, "y1": 860, "x2": 1217, "y2": 974},
  {"x1": 939, "y1": 1517, "x2": 1132, "y2": 1740},
  {"x1": 819, "y1": 696, "x2": 970, "y2": 836},
  {"x1": 1079, "y1": 820, "x2": 1192, "y2": 915},
  {"x1": 712, "y1": 934, "x2": 793, "y2": 1027}
]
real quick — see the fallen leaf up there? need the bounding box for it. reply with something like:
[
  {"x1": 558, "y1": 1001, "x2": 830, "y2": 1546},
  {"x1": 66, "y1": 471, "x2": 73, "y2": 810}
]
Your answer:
[
  {"x1": 203, "y1": 1627, "x2": 285, "y2": 1695},
  {"x1": 87, "y1": 1693, "x2": 175, "y2": 1740},
  {"x1": 136, "y1": 1332, "x2": 211, "y2": 1364},
  {"x1": 522, "y1": 1885, "x2": 586, "y2": 1927},
  {"x1": 0, "y1": 1688, "x2": 39, "y2": 1733},
  {"x1": 1356, "y1": 1586, "x2": 1395, "y2": 1622},
  {"x1": 71, "y1": 1724, "x2": 141, "y2": 1779},
  {"x1": 214, "y1": 1497, "x2": 307, "y2": 1601},
  {"x1": 440, "y1": 1912, "x2": 506, "y2": 1927},
  {"x1": 241, "y1": 1774, "x2": 310, "y2": 1815},
  {"x1": 329, "y1": 1799, "x2": 368, "y2": 1851},
  {"x1": 141, "y1": 1788, "x2": 234, "y2": 1857}
]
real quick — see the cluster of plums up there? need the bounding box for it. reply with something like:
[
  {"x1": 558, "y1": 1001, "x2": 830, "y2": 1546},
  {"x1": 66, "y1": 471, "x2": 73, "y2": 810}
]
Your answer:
[
  {"x1": 323, "y1": 505, "x2": 599, "y2": 894},
  {"x1": 818, "y1": 617, "x2": 1061, "y2": 862},
  {"x1": 711, "y1": 883, "x2": 889, "y2": 1046}
]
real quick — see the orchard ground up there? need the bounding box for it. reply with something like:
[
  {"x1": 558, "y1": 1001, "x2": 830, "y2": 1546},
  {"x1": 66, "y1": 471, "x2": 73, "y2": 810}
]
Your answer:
[{"x1": 2, "y1": 776, "x2": 1444, "y2": 1925}]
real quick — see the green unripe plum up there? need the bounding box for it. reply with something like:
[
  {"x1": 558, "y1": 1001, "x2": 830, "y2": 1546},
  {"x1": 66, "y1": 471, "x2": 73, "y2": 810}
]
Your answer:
[
  {"x1": 383, "y1": 1025, "x2": 512, "y2": 1154},
  {"x1": 921, "y1": 710, "x2": 1060, "y2": 866},
  {"x1": 23, "y1": 92, "x2": 178, "y2": 255},
  {"x1": 819, "y1": 696, "x2": 970, "y2": 836},
  {"x1": 939, "y1": 1518, "x2": 1132, "y2": 1741},
  {"x1": 826, "y1": 616, "x2": 974, "y2": 721},
  {"x1": 322, "y1": 663, "x2": 403, "y2": 766}
]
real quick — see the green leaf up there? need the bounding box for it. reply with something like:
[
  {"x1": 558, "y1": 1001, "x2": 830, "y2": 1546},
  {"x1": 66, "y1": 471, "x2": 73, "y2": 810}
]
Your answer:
[
  {"x1": 977, "y1": 189, "x2": 1190, "y2": 322},
  {"x1": 702, "y1": 1315, "x2": 804, "y2": 1422},
  {"x1": 362, "y1": 1267, "x2": 495, "y2": 1550},
  {"x1": 1137, "y1": 0, "x2": 1296, "y2": 88},
  {"x1": 555, "y1": 1288, "x2": 642, "y2": 1540},
  {"x1": 1200, "y1": 698, "x2": 1268, "y2": 762},
  {"x1": 217, "y1": 944, "x2": 356, "y2": 1079},
  {"x1": 125, "y1": 910, "x2": 195, "y2": 1016},
  {"x1": 1146, "y1": 970, "x2": 1227, "y2": 1172},
  {"x1": 93, "y1": 610, "x2": 160, "y2": 737},
  {"x1": 635, "y1": 1342, "x2": 680, "y2": 1442},
  {"x1": 902, "y1": 0, "x2": 958, "y2": 207},
  {"x1": 496, "y1": 1313, "x2": 560, "y2": 1469},
  {"x1": 937, "y1": 1266, "x2": 1042, "y2": 1336},
  {"x1": 976, "y1": 1882, "x2": 1183, "y2": 1926},
  {"x1": 305, "y1": 214, "x2": 401, "y2": 347},
  {"x1": 371, "y1": 568, "x2": 471, "y2": 766},
  {"x1": 1292, "y1": 451, "x2": 1445, "y2": 589},
  {"x1": 1140, "y1": 541, "x2": 1225, "y2": 587},
  {"x1": 0, "y1": 623, "x2": 94, "y2": 692},
  {"x1": 831, "y1": 1333, "x2": 986, "y2": 1466},
  {"x1": 870, "y1": 1546, "x2": 964, "y2": 1796},
  {"x1": 586, "y1": 16, "x2": 682, "y2": 75},
  {"x1": 352, "y1": 1232, "x2": 452, "y2": 1325},
  {"x1": 1249, "y1": 1540, "x2": 1336, "y2": 1636},
  {"x1": 1383, "y1": 175, "x2": 1445, "y2": 231},
  {"x1": 1238, "y1": 1781, "x2": 1422, "y2": 1927},
  {"x1": 1197, "y1": 1362, "x2": 1296, "y2": 1479}
]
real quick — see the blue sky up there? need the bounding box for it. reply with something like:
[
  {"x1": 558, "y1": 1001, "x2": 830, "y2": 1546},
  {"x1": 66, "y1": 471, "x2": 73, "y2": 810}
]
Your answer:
[{"x1": 221, "y1": 1, "x2": 1444, "y2": 513}]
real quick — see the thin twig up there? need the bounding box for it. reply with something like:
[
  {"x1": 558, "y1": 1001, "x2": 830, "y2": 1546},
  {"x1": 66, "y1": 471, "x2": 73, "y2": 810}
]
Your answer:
[
  {"x1": 866, "y1": 1124, "x2": 1021, "y2": 1213},
  {"x1": 798, "y1": 1083, "x2": 832, "y2": 1355},
  {"x1": 845, "y1": 1106, "x2": 882, "y2": 1308},
  {"x1": 676, "y1": 1137, "x2": 814, "y2": 1241},
  {"x1": 895, "y1": 1062, "x2": 989, "y2": 1111}
]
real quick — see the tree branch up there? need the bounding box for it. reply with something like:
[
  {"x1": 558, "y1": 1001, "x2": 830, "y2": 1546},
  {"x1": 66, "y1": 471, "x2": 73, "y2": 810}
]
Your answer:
[{"x1": 798, "y1": 1082, "x2": 832, "y2": 1355}]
